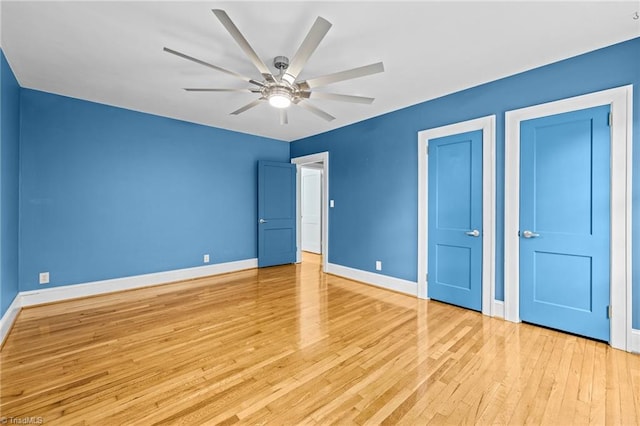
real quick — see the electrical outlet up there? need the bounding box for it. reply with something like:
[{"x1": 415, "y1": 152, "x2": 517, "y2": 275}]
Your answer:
[
  {"x1": 203, "y1": 254, "x2": 210, "y2": 263},
  {"x1": 330, "y1": 199, "x2": 335, "y2": 208},
  {"x1": 39, "y1": 272, "x2": 50, "y2": 285},
  {"x1": 375, "y1": 261, "x2": 382, "y2": 271}
]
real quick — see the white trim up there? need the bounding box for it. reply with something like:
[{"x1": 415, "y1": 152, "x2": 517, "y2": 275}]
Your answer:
[
  {"x1": 326, "y1": 263, "x2": 417, "y2": 296},
  {"x1": 492, "y1": 300, "x2": 505, "y2": 319},
  {"x1": 417, "y1": 115, "x2": 496, "y2": 316},
  {"x1": 631, "y1": 329, "x2": 640, "y2": 354},
  {"x1": 292, "y1": 152, "x2": 329, "y2": 273},
  {"x1": 504, "y1": 85, "x2": 633, "y2": 351},
  {"x1": 623, "y1": 87, "x2": 634, "y2": 354},
  {"x1": 20, "y1": 258, "x2": 257, "y2": 307},
  {"x1": 0, "y1": 294, "x2": 22, "y2": 346}
]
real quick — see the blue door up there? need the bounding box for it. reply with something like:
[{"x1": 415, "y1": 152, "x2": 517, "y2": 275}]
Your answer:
[
  {"x1": 258, "y1": 161, "x2": 296, "y2": 267},
  {"x1": 519, "y1": 105, "x2": 610, "y2": 341},
  {"x1": 428, "y1": 130, "x2": 483, "y2": 311}
]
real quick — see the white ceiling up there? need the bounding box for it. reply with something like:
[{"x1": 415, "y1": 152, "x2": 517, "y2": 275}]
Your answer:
[{"x1": 2, "y1": 1, "x2": 639, "y2": 142}]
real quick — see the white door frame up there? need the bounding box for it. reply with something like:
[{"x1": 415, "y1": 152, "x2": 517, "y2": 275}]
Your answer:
[
  {"x1": 504, "y1": 85, "x2": 633, "y2": 351},
  {"x1": 292, "y1": 152, "x2": 329, "y2": 272},
  {"x1": 418, "y1": 115, "x2": 496, "y2": 316}
]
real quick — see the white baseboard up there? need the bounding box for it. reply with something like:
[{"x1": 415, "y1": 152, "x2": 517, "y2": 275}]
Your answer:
[
  {"x1": 20, "y1": 258, "x2": 258, "y2": 307},
  {"x1": 0, "y1": 294, "x2": 23, "y2": 346},
  {"x1": 492, "y1": 300, "x2": 505, "y2": 319},
  {"x1": 326, "y1": 263, "x2": 417, "y2": 296},
  {"x1": 631, "y1": 329, "x2": 640, "y2": 353}
]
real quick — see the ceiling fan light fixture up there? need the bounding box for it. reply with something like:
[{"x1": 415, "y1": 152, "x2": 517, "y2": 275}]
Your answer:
[{"x1": 268, "y1": 87, "x2": 292, "y2": 108}]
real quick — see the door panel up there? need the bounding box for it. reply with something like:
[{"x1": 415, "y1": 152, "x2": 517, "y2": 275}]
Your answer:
[
  {"x1": 435, "y1": 245, "x2": 471, "y2": 290},
  {"x1": 258, "y1": 161, "x2": 296, "y2": 267},
  {"x1": 532, "y1": 252, "x2": 592, "y2": 310},
  {"x1": 428, "y1": 130, "x2": 482, "y2": 311},
  {"x1": 519, "y1": 105, "x2": 610, "y2": 341}
]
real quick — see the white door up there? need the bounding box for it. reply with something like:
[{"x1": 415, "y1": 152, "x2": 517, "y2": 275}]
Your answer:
[{"x1": 301, "y1": 167, "x2": 322, "y2": 253}]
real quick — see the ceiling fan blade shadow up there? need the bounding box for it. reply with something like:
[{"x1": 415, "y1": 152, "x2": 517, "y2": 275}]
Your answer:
[
  {"x1": 231, "y1": 98, "x2": 264, "y2": 115},
  {"x1": 301, "y1": 62, "x2": 384, "y2": 89},
  {"x1": 282, "y1": 17, "x2": 332, "y2": 85},
  {"x1": 280, "y1": 109, "x2": 288, "y2": 125},
  {"x1": 212, "y1": 9, "x2": 275, "y2": 82},
  {"x1": 294, "y1": 100, "x2": 335, "y2": 121},
  {"x1": 163, "y1": 47, "x2": 264, "y2": 87},
  {"x1": 303, "y1": 92, "x2": 374, "y2": 104}
]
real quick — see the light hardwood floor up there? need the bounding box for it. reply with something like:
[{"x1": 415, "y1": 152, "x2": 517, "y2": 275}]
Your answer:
[{"x1": 1, "y1": 253, "x2": 639, "y2": 425}]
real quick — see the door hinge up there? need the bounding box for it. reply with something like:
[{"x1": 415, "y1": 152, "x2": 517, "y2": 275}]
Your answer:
[
  {"x1": 426, "y1": 273, "x2": 428, "y2": 282},
  {"x1": 426, "y1": 145, "x2": 429, "y2": 155},
  {"x1": 607, "y1": 305, "x2": 612, "y2": 319},
  {"x1": 608, "y1": 112, "x2": 612, "y2": 127}
]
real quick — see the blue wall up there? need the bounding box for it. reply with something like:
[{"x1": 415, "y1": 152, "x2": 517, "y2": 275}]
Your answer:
[
  {"x1": 291, "y1": 37, "x2": 640, "y2": 328},
  {"x1": 5, "y1": 37, "x2": 640, "y2": 331},
  {"x1": 19, "y1": 90, "x2": 289, "y2": 291},
  {"x1": 0, "y1": 49, "x2": 21, "y2": 316}
]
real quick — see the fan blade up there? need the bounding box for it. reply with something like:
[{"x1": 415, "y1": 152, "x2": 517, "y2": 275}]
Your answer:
[
  {"x1": 294, "y1": 100, "x2": 335, "y2": 121},
  {"x1": 280, "y1": 109, "x2": 288, "y2": 125},
  {"x1": 302, "y1": 92, "x2": 374, "y2": 104},
  {"x1": 184, "y1": 88, "x2": 261, "y2": 93},
  {"x1": 212, "y1": 9, "x2": 275, "y2": 82},
  {"x1": 164, "y1": 47, "x2": 264, "y2": 87},
  {"x1": 230, "y1": 98, "x2": 264, "y2": 115},
  {"x1": 301, "y1": 62, "x2": 384, "y2": 89},
  {"x1": 282, "y1": 17, "x2": 332, "y2": 85}
]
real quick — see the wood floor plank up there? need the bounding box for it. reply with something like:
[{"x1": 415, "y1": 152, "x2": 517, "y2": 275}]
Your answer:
[
  {"x1": 555, "y1": 338, "x2": 584, "y2": 424},
  {"x1": 590, "y1": 342, "x2": 608, "y2": 424},
  {"x1": 2, "y1": 253, "x2": 639, "y2": 425}
]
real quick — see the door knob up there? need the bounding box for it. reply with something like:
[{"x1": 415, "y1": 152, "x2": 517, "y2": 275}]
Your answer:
[
  {"x1": 259, "y1": 218, "x2": 267, "y2": 224},
  {"x1": 521, "y1": 230, "x2": 540, "y2": 238},
  {"x1": 465, "y1": 229, "x2": 480, "y2": 237}
]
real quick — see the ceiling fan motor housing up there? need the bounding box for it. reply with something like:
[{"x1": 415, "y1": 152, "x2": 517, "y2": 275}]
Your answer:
[
  {"x1": 273, "y1": 56, "x2": 290, "y2": 71},
  {"x1": 263, "y1": 56, "x2": 298, "y2": 107}
]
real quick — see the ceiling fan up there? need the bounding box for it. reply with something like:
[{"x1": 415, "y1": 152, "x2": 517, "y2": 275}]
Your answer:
[{"x1": 164, "y1": 9, "x2": 384, "y2": 125}]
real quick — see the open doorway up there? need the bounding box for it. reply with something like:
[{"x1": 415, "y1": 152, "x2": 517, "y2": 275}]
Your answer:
[
  {"x1": 291, "y1": 152, "x2": 329, "y2": 272},
  {"x1": 301, "y1": 165, "x2": 323, "y2": 254}
]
